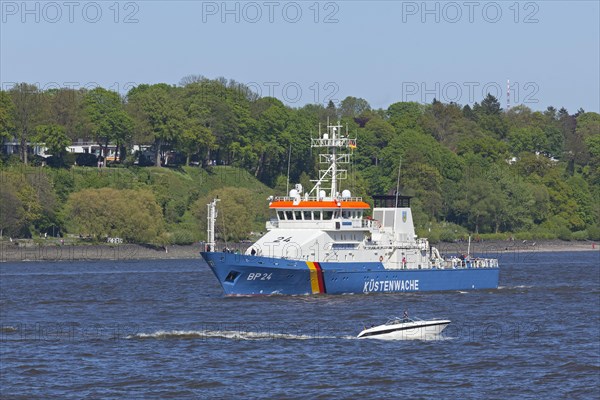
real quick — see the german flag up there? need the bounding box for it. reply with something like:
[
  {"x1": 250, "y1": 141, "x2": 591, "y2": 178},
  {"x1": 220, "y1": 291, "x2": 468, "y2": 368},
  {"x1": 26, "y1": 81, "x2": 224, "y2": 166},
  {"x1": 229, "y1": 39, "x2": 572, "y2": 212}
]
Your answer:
[{"x1": 306, "y1": 262, "x2": 326, "y2": 294}]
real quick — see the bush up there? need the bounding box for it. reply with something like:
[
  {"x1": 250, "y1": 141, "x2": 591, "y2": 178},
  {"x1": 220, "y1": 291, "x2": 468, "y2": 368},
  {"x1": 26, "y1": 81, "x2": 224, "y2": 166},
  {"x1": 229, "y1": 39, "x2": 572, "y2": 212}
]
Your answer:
[
  {"x1": 171, "y1": 230, "x2": 196, "y2": 245},
  {"x1": 516, "y1": 228, "x2": 557, "y2": 240},
  {"x1": 64, "y1": 188, "x2": 165, "y2": 244},
  {"x1": 587, "y1": 225, "x2": 600, "y2": 241},
  {"x1": 478, "y1": 232, "x2": 512, "y2": 241},
  {"x1": 63, "y1": 153, "x2": 77, "y2": 166},
  {"x1": 76, "y1": 153, "x2": 98, "y2": 167},
  {"x1": 556, "y1": 226, "x2": 572, "y2": 241},
  {"x1": 571, "y1": 230, "x2": 588, "y2": 241},
  {"x1": 426, "y1": 230, "x2": 441, "y2": 243},
  {"x1": 137, "y1": 154, "x2": 154, "y2": 167}
]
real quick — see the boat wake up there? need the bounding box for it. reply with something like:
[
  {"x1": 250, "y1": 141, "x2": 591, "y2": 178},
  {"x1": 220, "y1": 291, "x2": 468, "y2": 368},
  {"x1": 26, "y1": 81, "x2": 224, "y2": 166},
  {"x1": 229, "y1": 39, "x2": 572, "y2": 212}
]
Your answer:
[
  {"x1": 127, "y1": 329, "x2": 336, "y2": 341},
  {"x1": 0, "y1": 325, "x2": 18, "y2": 333}
]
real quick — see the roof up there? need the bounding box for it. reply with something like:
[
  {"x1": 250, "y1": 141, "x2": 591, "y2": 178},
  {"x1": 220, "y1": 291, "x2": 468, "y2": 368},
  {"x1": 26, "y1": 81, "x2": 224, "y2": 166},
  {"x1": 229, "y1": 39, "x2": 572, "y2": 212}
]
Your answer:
[{"x1": 269, "y1": 200, "x2": 370, "y2": 209}]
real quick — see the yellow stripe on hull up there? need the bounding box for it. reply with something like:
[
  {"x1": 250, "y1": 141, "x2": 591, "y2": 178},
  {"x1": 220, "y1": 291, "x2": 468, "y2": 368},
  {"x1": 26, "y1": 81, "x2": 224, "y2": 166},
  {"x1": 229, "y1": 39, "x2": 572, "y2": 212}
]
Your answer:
[{"x1": 306, "y1": 262, "x2": 321, "y2": 294}]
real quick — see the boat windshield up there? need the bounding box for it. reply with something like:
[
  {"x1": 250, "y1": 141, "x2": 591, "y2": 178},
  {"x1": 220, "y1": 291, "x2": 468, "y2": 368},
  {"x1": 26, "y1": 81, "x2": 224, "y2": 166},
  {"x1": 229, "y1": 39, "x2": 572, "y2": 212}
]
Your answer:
[{"x1": 386, "y1": 317, "x2": 414, "y2": 325}]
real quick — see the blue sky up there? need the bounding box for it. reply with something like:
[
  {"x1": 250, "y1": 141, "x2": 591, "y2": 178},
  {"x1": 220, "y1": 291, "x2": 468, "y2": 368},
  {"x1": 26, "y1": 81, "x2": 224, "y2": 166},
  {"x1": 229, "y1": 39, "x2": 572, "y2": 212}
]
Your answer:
[{"x1": 2, "y1": 1, "x2": 599, "y2": 112}]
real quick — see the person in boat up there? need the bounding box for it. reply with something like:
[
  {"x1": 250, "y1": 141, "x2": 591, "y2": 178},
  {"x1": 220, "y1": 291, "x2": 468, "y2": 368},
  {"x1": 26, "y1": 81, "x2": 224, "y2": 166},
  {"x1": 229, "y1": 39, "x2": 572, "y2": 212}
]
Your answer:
[{"x1": 403, "y1": 310, "x2": 409, "y2": 322}]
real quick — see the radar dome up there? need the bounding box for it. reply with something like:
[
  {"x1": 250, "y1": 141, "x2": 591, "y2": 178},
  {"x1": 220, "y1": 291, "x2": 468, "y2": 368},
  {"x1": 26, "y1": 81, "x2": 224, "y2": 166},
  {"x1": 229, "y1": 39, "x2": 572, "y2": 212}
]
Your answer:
[{"x1": 341, "y1": 190, "x2": 351, "y2": 198}]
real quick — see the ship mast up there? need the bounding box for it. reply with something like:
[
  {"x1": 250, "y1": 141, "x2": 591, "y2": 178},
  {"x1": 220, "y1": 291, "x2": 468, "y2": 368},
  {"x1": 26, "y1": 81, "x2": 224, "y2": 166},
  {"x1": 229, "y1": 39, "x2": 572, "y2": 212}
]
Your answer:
[
  {"x1": 206, "y1": 198, "x2": 220, "y2": 252},
  {"x1": 331, "y1": 122, "x2": 338, "y2": 197},
  {"x1": 309, "y1": 120, "x2": 355, "y2": 198}
]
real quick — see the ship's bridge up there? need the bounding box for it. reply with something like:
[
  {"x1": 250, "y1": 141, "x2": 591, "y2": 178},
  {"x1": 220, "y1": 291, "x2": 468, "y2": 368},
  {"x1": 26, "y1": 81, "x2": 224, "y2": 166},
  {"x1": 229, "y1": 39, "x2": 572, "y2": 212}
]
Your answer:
[{"x1": 267, "y1": 196, "x2": 371, "y2": 230}]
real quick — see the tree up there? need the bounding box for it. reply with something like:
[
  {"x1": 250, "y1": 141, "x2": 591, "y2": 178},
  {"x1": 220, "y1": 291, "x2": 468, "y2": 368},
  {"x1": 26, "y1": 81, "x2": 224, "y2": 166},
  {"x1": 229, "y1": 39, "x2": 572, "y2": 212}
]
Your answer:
[
  {"x1": 34, "y1": 124, "x2": 72, "y2": 165},
  {"x1": 0, "y1": 182, "x2": 24, "y2": 238},
  {"x1": 508, "y1": 127, "x2": 548, "y2": 154},
  {"x1": 339, "y1": 96, "x2": 371, "y2": 119},
  {"x1": 421, "y1": 101, "x2": 464, "y2": 143},
  {"x1": 47, "y1": 88, "x2": 86, "y2": 141},
  {"x1": 177, "y1": 122, "x2": 215, "y2": 166},
  {"x1": 85, "y1": 88, "x2": 133, "y2": 163},
  {"x1": 128, "y1": 84, "x2": 185, "y2": 167},
  {"x1": 326, "y1": 100, "x2": 337, "y2": 121},
  {"x1": 0, "y1": 90, "x2": 15, "y2": 140},
  {"x1": 193, "y1": 187, "x2": 269, "y2": 241},
  {"x1": 0, "y1": 170, "x2": 58, "y2": 237},
  {"x1": 248, "y1": 98, "x2": 291, "y2": 183},
  {"x1": 9, "y1": 83, "x2": 46, "y2": 165},
  {"x1": 387, "y1": 102, "x2": 425, "y2": 131},
  {"x1": 478, "y1": 93, "x2": 502, "y2": 115},
  {"x1": 64, "y1": 188, "x2": 164, "y2": 243}
]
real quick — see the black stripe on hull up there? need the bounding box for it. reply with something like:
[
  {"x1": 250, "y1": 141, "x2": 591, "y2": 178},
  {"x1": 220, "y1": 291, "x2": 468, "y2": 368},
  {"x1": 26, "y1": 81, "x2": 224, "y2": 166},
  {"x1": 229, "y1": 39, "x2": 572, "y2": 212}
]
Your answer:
[{"x1": 358, "y1": 322, "x2": 449, "y2": 338}]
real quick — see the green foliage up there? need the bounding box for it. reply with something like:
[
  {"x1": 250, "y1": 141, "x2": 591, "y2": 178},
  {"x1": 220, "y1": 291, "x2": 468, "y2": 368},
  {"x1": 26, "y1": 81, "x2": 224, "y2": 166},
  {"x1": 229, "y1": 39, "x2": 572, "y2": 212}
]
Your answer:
[
  {"x1": 64, "y1": 188, "x2": 164, "y2": 243},
  {"x1": 0, "y1": 90, "x2": 15, "y2": 139},
  {"x1": 85, "y1": 88, "x2": 133, "y2": 163},
  {"x1": 128, "y1": 84, "x2": 184, "y2": 166},
  {"x1": 387, "y1": 102, "x2": 425, "y2": 131},
  {"x1": 1, "y1": 80, "x2": 598, "y2": 243},
  {"x1": 508, "y1": 127, "x2": 547, "y2": 154},
  {"x1": 0, "y1": 168, "x2": 59, "y2": 237},
  {"x1": 193, "y1": 187, "x2": 270, "y2": 241},
  {"x1": 587, "y1": 225, "x2": 600, "y2": 241},
  {"x1": 571, "y1": 230, "x2": 588, "y2": 241},
  {"x1": 35, "y1": 124, "x2": 71, "y2": 162}
]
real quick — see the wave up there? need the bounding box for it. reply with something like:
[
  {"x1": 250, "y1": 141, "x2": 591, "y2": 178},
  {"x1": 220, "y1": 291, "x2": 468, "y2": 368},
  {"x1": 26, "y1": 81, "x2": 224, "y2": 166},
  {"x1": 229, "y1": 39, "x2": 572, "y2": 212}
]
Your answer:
[
  {"x1": 498, "y1": 285, "x2": 534, "y2": 290},
  {"x1": 126, "y1": 329, "x2": 334, "y2": 341}
]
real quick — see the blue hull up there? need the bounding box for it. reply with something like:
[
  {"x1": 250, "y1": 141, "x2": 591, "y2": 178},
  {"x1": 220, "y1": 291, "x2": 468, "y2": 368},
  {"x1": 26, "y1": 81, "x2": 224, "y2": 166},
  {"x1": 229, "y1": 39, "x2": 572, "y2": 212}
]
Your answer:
[{"x1": 201, "y1": 252, "x2": 499, "y2": 296}]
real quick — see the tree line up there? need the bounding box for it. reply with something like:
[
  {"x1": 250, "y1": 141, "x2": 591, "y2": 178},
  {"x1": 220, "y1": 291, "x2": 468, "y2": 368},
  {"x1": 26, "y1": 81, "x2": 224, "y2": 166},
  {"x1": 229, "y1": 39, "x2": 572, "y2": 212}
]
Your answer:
[{"x1": 0, "y1": 76, "x2": 599, "y2": 243}]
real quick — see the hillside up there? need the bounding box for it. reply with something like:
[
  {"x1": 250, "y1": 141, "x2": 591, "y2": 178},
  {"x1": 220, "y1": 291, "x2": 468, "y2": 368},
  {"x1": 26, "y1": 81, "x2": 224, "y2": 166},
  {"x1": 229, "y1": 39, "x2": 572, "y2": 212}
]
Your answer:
[{"x1": 0, "y1": 165, "x2": 272, "y2": 245}]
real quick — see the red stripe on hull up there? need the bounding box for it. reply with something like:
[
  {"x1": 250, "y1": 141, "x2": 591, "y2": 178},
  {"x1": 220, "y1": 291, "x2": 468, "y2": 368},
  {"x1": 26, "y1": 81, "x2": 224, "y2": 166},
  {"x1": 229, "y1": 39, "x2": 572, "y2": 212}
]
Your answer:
[{"x1": 314, "y1": 262, "x2": 326, "y2": 293}]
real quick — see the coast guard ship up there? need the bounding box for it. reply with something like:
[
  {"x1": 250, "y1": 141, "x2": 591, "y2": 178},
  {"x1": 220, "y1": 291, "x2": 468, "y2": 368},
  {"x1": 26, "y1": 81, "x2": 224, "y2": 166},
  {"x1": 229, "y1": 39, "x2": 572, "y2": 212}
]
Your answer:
[{"x1": 201, "y1": 122, "x2": 499, "y2": 295}]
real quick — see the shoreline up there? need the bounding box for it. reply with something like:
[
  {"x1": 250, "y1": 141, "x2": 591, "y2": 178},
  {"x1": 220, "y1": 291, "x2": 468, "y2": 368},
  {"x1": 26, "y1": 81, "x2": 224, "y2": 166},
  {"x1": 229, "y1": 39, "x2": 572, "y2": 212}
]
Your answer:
[{"x1": 0, "y1": 240, "x2": 598, "y2": 263}]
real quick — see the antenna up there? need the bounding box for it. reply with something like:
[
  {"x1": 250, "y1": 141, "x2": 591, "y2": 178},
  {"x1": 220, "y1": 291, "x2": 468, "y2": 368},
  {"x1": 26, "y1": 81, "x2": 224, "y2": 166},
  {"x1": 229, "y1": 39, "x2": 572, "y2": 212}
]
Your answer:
[
  {"x1": 507, "y1": 79, "x2": 510, "y2": 110},
  {"x1": 395, "y1": 158, "x2": 402, "y2": 208},
  {"x1": 286, "y1": 143, "x2": 292, "y2": 194}
]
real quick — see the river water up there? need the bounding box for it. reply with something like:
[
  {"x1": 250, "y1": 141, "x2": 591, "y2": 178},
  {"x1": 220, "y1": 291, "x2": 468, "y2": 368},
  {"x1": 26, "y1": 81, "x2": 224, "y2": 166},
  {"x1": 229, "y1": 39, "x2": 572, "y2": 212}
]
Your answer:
[{"x1": 1, "y1": 251, "x2": 598, "y2": 399}]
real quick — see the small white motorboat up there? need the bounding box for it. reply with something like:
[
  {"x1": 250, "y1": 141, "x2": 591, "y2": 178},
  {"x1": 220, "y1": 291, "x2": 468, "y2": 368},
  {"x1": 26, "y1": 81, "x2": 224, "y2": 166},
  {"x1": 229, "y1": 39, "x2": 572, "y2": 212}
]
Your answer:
[{"x1": 357, "y1": 316, "x2": 451, "y2": 340}]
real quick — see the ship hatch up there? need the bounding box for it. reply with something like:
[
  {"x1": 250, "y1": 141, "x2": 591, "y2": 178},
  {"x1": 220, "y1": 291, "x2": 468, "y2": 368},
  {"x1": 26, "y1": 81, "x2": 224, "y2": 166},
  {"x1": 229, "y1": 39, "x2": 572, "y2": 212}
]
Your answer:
[{"x1": 225, "y1": 271, "x2": 240, "y2": 282}]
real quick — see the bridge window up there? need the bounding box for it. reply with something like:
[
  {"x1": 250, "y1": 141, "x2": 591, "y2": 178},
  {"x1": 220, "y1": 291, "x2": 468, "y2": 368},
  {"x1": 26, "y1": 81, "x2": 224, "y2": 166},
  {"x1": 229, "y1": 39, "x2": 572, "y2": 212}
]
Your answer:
[
  {"x1": 303, "y1": 211, "x2": 312, "y2": 220},
  {"x1": 324, "y1": 211, "x2": 333, "y2": 220},
  {"x1": 294, "y1": 211, "x2": 302, "y2": 220},
  {"x1": 285, "y1": 211, "x2": 293, "y2": 220},
  {"x1": 277, "y1": 211, "x2": 284, "y2": 220}
]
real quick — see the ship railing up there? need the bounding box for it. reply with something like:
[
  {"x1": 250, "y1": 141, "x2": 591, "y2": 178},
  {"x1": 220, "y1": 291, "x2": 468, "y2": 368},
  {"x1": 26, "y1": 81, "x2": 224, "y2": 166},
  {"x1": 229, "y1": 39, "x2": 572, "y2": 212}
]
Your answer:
[
  {"x1": 311, "y1": 138, "x2": 355, "y2": 148},
  {"x1": 272, "y1": 196, "x2": 363, "y2": 202},
  {"x1": 362, "y1": 219, "x2": 381, "y2": 228},
  {"x1": 442, "y1": 257, "x2": 499, "y2": 269}
]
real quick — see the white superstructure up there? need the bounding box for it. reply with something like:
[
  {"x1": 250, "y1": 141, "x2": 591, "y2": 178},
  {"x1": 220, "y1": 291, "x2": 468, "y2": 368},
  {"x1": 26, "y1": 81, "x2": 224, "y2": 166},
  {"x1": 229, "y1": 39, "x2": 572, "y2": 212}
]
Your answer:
[{"x1": 242, "y1": 121, "x2": 497, "y2": 271}]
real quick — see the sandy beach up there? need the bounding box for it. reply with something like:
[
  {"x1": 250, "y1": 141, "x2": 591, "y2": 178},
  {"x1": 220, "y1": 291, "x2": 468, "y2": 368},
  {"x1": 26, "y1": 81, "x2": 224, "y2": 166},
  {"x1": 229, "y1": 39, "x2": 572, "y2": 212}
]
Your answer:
[{"x1": 0, "y1": 239, "x2": 598, "y2": 263}]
